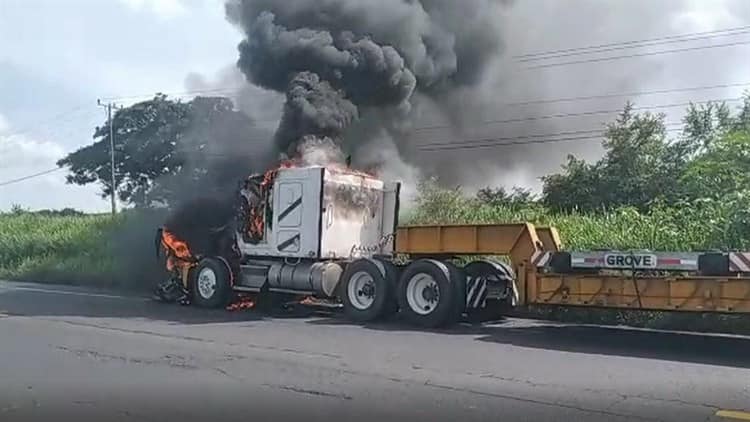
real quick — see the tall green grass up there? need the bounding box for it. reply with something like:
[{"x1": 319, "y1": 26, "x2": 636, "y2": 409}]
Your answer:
[
  {"x1": 0, "y1": 213, "x2": 117, "y2": 285},
  {"x1": 403, "y1": 184, "x2": 750, "y2": 251},
  {"x1": 0, "y1": 209, "x2": 167, "y2": 288},
  {"x1": 2, "y1": 186, "x2": 750, "y2": 286}
]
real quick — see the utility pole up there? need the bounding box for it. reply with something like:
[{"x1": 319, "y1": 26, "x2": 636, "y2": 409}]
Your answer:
[{"x1": 97, "y1": 99, "x2": 118, "y2": 215}]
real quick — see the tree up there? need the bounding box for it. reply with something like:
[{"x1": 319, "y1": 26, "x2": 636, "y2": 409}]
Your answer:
[
  {"x1": 682, "y1": 129, "x2": 750, "y2": 200},
  {"x1": 542, "y1": 103, "x2": 672, "y2": 211},
  {"x1": 734, "y1": 91, "x2": 750, "y2": 132},
  {"x1": 677, "y1": 94, "x2": 750, "y2": 201},
  {"x1": 476, "y1": 186, "x2": 535, "y2": 208},
  {"x1": 679, "y1": 101, "x2": 733, "y2": 155},
  {"x1": 542, "y1": 94, "x2": 750, "y2": 211},
  {"x1": 541, "y1": 155, "x2": 602, "y2": 211},
  {"x1": 58, "y1": 95, "x2": 270, "y2": 207}
]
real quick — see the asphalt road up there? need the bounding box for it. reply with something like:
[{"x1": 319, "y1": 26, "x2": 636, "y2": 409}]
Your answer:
[{"x1": 0, "y1": 280, "x2": 749, "y2": 422}]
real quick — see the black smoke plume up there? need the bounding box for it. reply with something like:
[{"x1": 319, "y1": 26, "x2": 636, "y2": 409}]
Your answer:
[
  {"x1": 163, "y1": 197, "x2": 237, "y2": 257},
  {"x1": 274, "y1": 72, "x2": 359, "y2": 157},
  {"x1": 225, "y1": 0, "x2": 506, "y2": 164}
]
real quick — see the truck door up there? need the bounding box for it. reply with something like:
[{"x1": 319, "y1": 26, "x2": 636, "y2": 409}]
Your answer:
[{"x1": 272, "y1": 168, "x2": 323, "y2": 258}]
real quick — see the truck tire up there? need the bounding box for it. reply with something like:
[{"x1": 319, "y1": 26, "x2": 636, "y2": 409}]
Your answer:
[
  {"x1": 190, "y1": 257, "x2": 232, "y2": 309},
  {"x1": 464, "y1": 260, "x2": 514, "y2": 323},
  {"x1": 374, "y1": 258, "x2": 400, "y2": 317},
  {"x1": 340, "y1": 259, "x2": 396, "y2": 322},
  {"x1": 397, "y1": 260, "x2": 464, "y2": 328}
]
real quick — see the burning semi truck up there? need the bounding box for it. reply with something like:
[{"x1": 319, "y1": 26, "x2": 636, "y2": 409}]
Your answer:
[
  {"x1": 156, "y1": 162, "x2": 750, "y2": 327},
  {"x1": 155, "y1": 163, "x2": 518, "y2": 328}
]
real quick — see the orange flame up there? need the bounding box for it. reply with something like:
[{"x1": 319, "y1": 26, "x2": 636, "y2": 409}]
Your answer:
[
  {"x1": 245, "y1": 159, "x2": 304, "y2": 240},
  {"x1": 226, "y1": 295, "x2": 256, "y2": 311},
  {"x1": 161, "y1": 229, "x2": 196, "y2": 272}
]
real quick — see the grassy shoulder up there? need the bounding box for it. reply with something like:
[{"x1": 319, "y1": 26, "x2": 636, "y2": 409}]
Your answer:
[
  {"x1": 0, "y1": 209, "x2": 166, "y2": 289},
  {"x1": 0, "y1": 213, "x2": 116, "y2": 285}
]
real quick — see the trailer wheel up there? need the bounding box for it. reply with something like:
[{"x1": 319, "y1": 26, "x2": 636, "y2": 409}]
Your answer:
[
  {"x1": 340, "y1": 259, "x2": 395, "y2": 322},
  {"x1": 397, "y1": 260, "x2": 465, "y2": 328},
  {"x1": 190, "y1": 257, "x2": 232, "y2": 309},
  {"x1": 464, "y1": 261, "x2": 515, "y2": 323}
]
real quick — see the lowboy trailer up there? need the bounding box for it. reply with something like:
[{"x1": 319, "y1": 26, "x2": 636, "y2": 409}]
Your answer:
[{"x1": 158, "y1": 166, "x2": 750, "y2": 328}]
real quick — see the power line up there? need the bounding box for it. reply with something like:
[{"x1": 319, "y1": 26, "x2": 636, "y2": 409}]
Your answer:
[
  {"x1": 505, "y1": 82, "x2": 750, "y2": 106},
  {"x1": 515, "y1": 25, "x2": 750, "y2": 59},
  {"x1": 64, "y1": 96, "x2": 741, "y2": 159},
  {"x1": 0, "y1": 167, "x2": 63, "y2": 187},
  {"x1": 10, "y1": 91, "x2": 735, "y2": 147},
  {"x1": 6, "y1": 124, "x2": 693, "y2": 188},
  {"x1": 94, "y1": 89, "x2": 284, "y2": 126},
  {"x1": 417, "y1": 123, "x2": 685, "y2": 148},
  {"x1": 414, "y1": 97, "x2": 744, "y2": 132},
  {"x1": 421, "y1": 134, "x2": 603, "y2": 151},
  {"x1": 98, "y1": 86, "x2": 282, "y2": 102},
  {"x1": 99, "y1": 87, "x2": 235, "y2": 101},
  {"x1": 1, "y1": 104, "x2": 92, "y2": 138},
  {"x1": 518, "y1": 29, "x2": 750, "y2": 62},
  {"x1": 419, "y1": 127, "x2": 685, "y2": 153},
  {"x1": 3, "y1": 88, "x2": 739, "y2": 187},
  {"x1": 94, "y1": 79, "x2": 750, "y2": 126},
  {"x1": 175, "y1": 122, "x2": 689, "y2": 157},
  {"x1": 526, "y1": 40, "x2": 750, "y2": 69}
]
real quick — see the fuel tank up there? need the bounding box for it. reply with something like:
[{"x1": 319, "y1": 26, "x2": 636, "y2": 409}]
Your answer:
[{"x1": 266, "y1": 261, "x2": 343, "y2": 297}]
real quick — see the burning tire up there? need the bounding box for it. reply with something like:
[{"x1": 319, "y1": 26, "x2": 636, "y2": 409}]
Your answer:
[
  {"x1": 340, "y1": 259, "x2": 397, "y2": 322},
  {"x1": 190, "y1": 257, "x2": 232, "y2": 309},
  {"x1": 397, "y1": 260, "x2": 465, "y2": 328}
]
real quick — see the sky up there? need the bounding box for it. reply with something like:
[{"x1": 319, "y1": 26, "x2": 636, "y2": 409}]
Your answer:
[
  {"x1": 1, "y1": 0, "x2": 749, "y2": 212},
  {"x1": 0, "y1": 0, "x2": 240, "y2": 212}
]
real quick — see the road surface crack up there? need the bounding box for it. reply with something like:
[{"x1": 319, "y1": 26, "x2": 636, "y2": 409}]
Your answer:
[
  {"x1": 55, "y1": 345, "x2": 200, "y2": 371},
  {"x1": 45, "y1": 319, "x2": 215, "y2": 343},
  {"x1": 478, "y1": 373, "x2": 546, "y2": 388},
  {"x1": 423, "y1": 381, "x2": 667, "y2": 422},
  {"x1": 262, "y1": 383, "x2": 353, "y2": 401},
  {"x1": 43, "y1": 317, "x2": 342, "y2": 360},
  {"x1": 477, "y1": 372, "x2": 719, "y2": 411}
]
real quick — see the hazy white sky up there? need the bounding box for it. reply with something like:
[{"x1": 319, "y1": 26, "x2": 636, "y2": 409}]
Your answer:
[
  {"x1": 1, "y1": 0, "x2": 749, "y2": 212},
  {"x1": 0, "y1": 0, "x2": 240, "y2": 212}
]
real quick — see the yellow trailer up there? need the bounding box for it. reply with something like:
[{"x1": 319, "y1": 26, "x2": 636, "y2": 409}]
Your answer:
[{"x1": 395, "y1": 223, "x2": 750, "y2": 314}]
